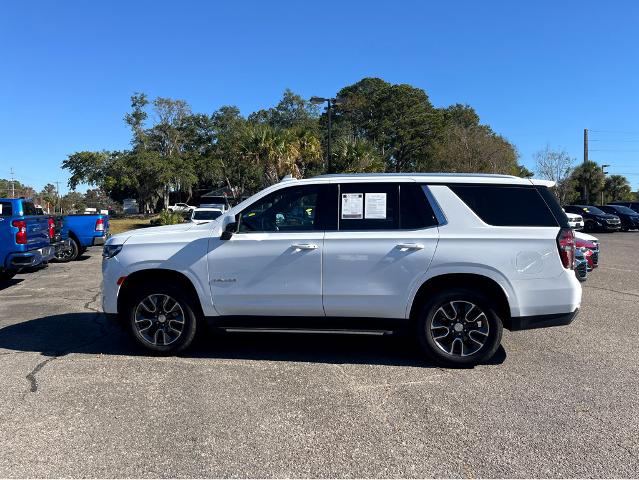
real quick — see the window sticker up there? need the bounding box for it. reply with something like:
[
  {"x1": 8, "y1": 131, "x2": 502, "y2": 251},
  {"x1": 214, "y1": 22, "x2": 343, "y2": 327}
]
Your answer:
[
  {"x1": 365, "y1": 193, "x2": 387, "y2": 219},
  {"x1": 341, "y1": 193, "x2": 363, "y2": 219}
]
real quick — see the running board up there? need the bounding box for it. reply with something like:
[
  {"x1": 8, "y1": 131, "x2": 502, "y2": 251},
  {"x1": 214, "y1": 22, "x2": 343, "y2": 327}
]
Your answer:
[{"x1": 222, "y1": 327, "x2": 394, "y2": 336}]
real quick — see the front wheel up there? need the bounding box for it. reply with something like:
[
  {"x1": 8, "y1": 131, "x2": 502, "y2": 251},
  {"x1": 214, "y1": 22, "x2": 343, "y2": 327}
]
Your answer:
[
  {"x1": 126, "y1": 283, "x2": 198, "y2": 354},
  {"x1": 416, "y1": 289, "x2": 503, "y2": 367}
]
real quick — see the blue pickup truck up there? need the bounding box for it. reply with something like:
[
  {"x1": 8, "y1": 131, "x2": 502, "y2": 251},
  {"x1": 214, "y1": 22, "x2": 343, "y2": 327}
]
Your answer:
[
  {"x1": 0, "y1": 198, "x2": 55, "y2": 282},
  {"x1": 54, "y1": 214, "x2": 109, "y2": 261}
]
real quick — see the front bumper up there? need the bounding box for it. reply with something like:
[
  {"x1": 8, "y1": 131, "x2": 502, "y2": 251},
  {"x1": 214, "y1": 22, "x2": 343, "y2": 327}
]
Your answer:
[
  {"x1": 7, "y1": 246, "x2": 56, "y2": 269},
  {"x1": 505, "y1": 309, "x2": 579, "y2": 331}
]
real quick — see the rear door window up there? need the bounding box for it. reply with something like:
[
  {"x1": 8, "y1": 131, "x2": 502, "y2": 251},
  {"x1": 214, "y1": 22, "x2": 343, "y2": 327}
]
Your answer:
[
  {"x1": 449, "y1": 185, "x2": 560, "y2": 227},
  {"x1": 337, "y1": 183, "x2": 440, "y2": 231},
  {"x1": 0, "y1": 202, "x2": 12, "y2": 217},
  {"x1": 338, "y1": 183, "x2": 399, "y2": 231}
]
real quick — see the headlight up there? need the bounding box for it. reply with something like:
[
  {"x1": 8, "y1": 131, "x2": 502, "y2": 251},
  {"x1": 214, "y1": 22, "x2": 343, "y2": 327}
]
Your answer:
[{"x1": 102, "y1": 244, "x2": 123, "y2": 259}]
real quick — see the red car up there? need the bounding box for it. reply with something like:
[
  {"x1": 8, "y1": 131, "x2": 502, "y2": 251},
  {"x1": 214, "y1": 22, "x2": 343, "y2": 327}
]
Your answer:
[{"x1": 576, "y1": 238, "x2": 598, "y2": 270}]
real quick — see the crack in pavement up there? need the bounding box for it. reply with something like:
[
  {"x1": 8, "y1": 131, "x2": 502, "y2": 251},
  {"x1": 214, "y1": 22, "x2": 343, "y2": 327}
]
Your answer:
[
  {"x1": 22, "y1": 291, "x2": 110, "y2": 397},
  {"x1": 584, "y1": 285, "x2": 639, "y2": 298}
]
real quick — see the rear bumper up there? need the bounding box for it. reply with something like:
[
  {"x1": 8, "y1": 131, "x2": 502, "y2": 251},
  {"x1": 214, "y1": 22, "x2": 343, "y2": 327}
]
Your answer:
[
  {"x1": 505, "y1": 309, "x2": 579, "y2": 331},
  {"x1": 7, "y1": 246, "x2": 56, "y2": 269},
  {"x1": 93, "y1": 236, "x2": 106, "y2": 246}
]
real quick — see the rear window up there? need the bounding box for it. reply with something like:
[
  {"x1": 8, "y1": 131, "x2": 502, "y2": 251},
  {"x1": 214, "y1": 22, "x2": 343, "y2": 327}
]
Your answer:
[
  {"x1": 22, "y1": 202, "x2": 38, "y2": 215},
  {"x1": 449, "y1": 185, "x2": 560, "y2": 227},
  {"x1": 0, "y1": 202, "x2": 12, "y2": 217},
  {"x1": 193, "y1": 210, "x2": 222, "y2": 221}
]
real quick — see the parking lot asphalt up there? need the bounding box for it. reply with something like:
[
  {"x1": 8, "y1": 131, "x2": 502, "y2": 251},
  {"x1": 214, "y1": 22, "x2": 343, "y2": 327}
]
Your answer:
[{"x1": 1, "y1": 234, "x2": 638, "y2": 478}]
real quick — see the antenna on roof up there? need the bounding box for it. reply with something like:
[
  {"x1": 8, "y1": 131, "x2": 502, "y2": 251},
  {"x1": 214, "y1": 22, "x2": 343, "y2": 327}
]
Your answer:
[{"x1": 280, "y1": 174, "x2": 295, "y2": 182}]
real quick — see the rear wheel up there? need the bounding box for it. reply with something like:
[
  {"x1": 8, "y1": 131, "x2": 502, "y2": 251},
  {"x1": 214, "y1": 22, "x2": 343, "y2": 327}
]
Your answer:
[
  {"x1": 54, "y1": 239, "x2": 77, "y2": 262},
  {"x1": 416, "y1": 288, "x2": 503, "y2": 367},
  {"x1": 126, "y1": 283, "x2": 198, "y2": 354},
  {"x1": 61, "y1": 238, "x2": 80, "y2": 261}
]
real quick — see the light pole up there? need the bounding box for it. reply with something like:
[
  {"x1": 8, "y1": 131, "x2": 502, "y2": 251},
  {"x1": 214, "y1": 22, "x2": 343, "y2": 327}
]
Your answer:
[
  {"x1": 310, "y1": 96, "x2": 343, "y2": 173},
  {"x1": 600, "y1": 164, "x2": 610, "y2": 204}
]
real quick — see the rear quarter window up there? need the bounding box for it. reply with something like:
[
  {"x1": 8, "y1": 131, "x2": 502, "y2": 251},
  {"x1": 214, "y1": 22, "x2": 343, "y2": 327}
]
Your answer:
[
  {"x1": 0, "y1": 202, "x2": 12, "y2": 217},
  {"x1": 448, "y1": 184, "x2": 562, "y2": 227}
]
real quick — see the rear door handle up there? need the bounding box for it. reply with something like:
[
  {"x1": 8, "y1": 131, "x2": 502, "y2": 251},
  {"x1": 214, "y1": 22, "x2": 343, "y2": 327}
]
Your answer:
[
  {"x1": 292, "y1": 243, "x2": 318, "y2": 250},
  {"x1": 396, "y1": 243, "x2": 424, "y2": 250}
]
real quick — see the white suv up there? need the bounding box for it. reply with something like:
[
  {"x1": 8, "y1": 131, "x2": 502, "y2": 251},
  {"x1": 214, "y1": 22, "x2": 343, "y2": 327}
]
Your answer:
[{"x1": 102, "y1": 173, "x2": 581, "y2": 366}]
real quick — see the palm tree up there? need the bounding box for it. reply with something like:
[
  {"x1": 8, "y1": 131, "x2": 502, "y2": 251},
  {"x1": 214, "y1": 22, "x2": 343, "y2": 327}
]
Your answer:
[{"x1": 604, "y1": 175, "x2": 632, "y2": 202}]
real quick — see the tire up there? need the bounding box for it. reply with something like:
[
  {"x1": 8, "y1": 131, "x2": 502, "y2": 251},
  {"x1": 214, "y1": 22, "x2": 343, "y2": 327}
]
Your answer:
[
  {"x1": 0, "y1": 270, "x2": 17, "y2": 283},
  {"x1": 584, "y1": 220, "x2": 596, "y2": 233},
  {"x1": 125, "y1": 282, "x2": 198, "y2": 354},
  {"x1": 54, "y1": 239, "x2": 77, "y2": 263},
  {"x1": 62, "y1": 238, "x2": 80, "y2": 261},
  {"x1": 416, "y1": 288, "x2": 503, "y2": 367}
]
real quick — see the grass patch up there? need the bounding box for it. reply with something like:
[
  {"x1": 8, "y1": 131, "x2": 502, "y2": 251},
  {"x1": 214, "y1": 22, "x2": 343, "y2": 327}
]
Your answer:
[{"x1": 109, "y1": 217, "x2": 154, "y2": 235}]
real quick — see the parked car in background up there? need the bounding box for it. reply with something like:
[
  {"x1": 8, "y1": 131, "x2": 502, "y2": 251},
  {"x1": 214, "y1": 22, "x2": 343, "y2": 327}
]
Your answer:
[
  {"x1": 596, "y1": 204, "x2": 639, "y2": 231},
  {"x1": 608, "y1": 201, "x2": 639, "y2": 214},
  {"x1": 167, "y1": 203, "x2": 194, "y2": 214},
  {"x1": 103, "y1": 173, "x2": 582, "y2": 367},
  {"x1": 574, "y1": 249, "x2": 588, "y2": 282},
  {"x1": 0, "y1": 198, "x2": 55, "y2": 282},
  {"x1": 563, "y1": 209, "x2": 584, "y2": 230},
  {"x1": 199, "y1": 195, "x2": 230, "y2": 212},
  {"x1": 190, "y1": 208, "x2": 223, "y2": 223},
  {"x1": 61, "y1": 214, "x2": 109, "y2": 261},
  {"x1": 575, "y1": 230, "x2": 599, "y2": 246},
  {"x1": 564, "y1": 205, "x2": 621, "y2": 232},
  {"x1": 575, "y1": 237, "x2": 599, "y2": 269}
]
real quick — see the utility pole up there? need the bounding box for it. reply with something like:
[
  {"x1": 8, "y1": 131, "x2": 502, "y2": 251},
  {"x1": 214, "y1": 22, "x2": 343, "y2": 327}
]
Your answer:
[
  {"x1": 583, "y1": 129, "x2": 588, "y2": 203},
  {"x1": 600, "y1": 164, "x2": 610, "y2": 205},
  {"x1": 54, "y1": 181, "x2": 61, "y2": 213},
  {"x1": 9, "y1": 167, "x2": 15, "y2": 198}
]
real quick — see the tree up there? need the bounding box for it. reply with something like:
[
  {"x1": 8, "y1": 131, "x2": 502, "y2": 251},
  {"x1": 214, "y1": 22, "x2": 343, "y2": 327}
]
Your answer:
[
  {"x1": 0, "y1": 179, "x2": 35, "y2": 198},
  {"x1": 331, "y1": 137, "x2": 385, "y2": 173},
  {"x1": 534, "y1": 146, "x2": 575, "y2": 204},
  {"x1": 249, "y1": 89, "x2": 319, "y2": 131},
  {"x1": 40, "y1": 183, "x2": 58, "y2": 211},
  {"x1": 603, "y1": 175, "x2": 633, "y2": 202},
  {"x1": 62, "y1": 79, "x2": 529, "y2": 209},
  {"x1": 569, "y1": 161, "x2": 605, "y2": 203},
  {"x1": 332, "y1": 78, "x2": 439, "y2": 172},
  {"x1": 60, "y1": 191, "x2": 86, "y2": 213},
  {"x1": 429, "y1": 124, "x2": 520, "y2": 175}
]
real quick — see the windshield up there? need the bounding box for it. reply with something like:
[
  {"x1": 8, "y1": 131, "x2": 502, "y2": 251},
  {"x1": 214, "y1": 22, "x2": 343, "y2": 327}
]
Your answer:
[
  {"x1": 579, "y1": 206, "x2": 605, "y2": 215},
  {"x1": 609, "y1": 205, "x2": 636, "y2": 215},
  {"x1": 193, "y1": 210, "x2": 222, "y2": 221}
]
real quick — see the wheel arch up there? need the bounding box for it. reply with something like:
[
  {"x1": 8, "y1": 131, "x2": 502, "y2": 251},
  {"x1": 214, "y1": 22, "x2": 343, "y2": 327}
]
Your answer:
[
  {"x1": 408, "y1": 272, "x2": 512, "y2": 325},
  {"x1": 117, "y1": 268, "x2": 205, "y2": 319}
]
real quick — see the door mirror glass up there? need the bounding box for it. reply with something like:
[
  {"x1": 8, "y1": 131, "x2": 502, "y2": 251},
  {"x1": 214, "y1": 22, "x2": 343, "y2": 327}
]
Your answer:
[{"x1": 220, "y1": 221, "x2": 237, "y2": 240}]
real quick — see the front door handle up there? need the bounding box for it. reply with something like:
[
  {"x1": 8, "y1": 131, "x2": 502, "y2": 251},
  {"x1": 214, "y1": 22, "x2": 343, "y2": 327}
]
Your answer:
[
  {"x1": 292, "y1": 243, "x2": 318, "y2": 250},
  {"x1": 396, "y1": 243, "x2": 424, "y2": 250}
]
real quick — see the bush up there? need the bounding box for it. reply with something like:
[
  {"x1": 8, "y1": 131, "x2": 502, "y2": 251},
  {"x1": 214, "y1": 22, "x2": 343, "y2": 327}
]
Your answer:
[{"x1": 153, "y1": 210, "x2": 184, "y2": 226}]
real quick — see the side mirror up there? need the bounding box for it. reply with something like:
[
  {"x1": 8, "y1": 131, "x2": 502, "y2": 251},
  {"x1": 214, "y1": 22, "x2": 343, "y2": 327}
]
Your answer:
[{"x1": 220, "y1": 221, "x2": 237, "y2": 240}]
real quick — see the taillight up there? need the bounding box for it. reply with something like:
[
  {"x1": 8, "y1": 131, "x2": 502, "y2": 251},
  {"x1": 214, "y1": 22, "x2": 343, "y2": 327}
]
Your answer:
[
  {"x1": 95, "y1": 218, "x2": 105, "y2": 232},
  {"x1": 47, "y1": 217, "x2": 55, "y2": 239},
  {"x1": 12, "y1": 220, "x2": 27, "y2": 244},
  {"x1": 556, "y1": 227, "x2": 575, "y2": 270}
]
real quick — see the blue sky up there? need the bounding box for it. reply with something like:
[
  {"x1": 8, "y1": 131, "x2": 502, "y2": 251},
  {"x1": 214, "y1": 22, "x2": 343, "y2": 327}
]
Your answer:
[{"x1": 1, "y1": 0, "x2": 638, "y2": 194}]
